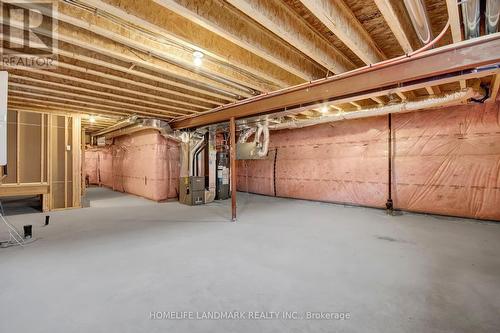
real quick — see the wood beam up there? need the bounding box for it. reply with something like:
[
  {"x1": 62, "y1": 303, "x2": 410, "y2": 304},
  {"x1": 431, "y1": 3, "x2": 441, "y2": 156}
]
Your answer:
[
  {"x1": 8, "y1": 94, "x2": 174, "y2": 119},
  {"x1": 9, "y1": 75, "x2": 204, "y2": 114},
  {"x1": 9, "y1": 83, "x2": 187, "y2": 117},
  {"x1": 487, "y1": 74, "x2": 500, "y2": 103},
  {"x1": 373, "y1": 0, "x2": 414, "y2": 53},
  {"x1": 225, "y1": 0, "x2": 355, "y2": 74},
  {"x1": 171, "y1": 34, "x2": 500, "y2": 129},
  {"x1": 54, "y1": 2, "x2": 280, "y2": 93},
  {"x1": 72, "y1": 0, "x2": 300, "y2": 88},
  {"x1": 152, "y1": 0, "x2": 325, "y2": 80},
  {"x1": 371, "y1": 97, "x2": 385, "y2": 105},
  {"x1": 300, "y1": 0, "x2": 385, "y2": 64},
  {"x1": 425, "y1": 86, "x2": 442, "y2": 95},
  {"x1": 6, "y1": 15, "x2": 243, "y2": 101},
  {"x1": 446, "y1": 0, "x2": 463, "y2": 43},
  {"x1": 445, "y1": 0, "x2": 466, "y2": 89},
  {"x1": 7, "y1": 67, "x2": 214, "y2": 109}
]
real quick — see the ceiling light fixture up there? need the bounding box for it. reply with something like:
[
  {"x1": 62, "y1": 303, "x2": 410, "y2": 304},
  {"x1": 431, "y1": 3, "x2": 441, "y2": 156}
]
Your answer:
[
  {"x1": 320, "y1": 105, "x2": 329, "y2": 114},
  {"x1": 193, "y1": 50, "x2": 204, "y2": 67},
  {"x1": 89, "y1": 115, "x2": 96, "y2": 123}
]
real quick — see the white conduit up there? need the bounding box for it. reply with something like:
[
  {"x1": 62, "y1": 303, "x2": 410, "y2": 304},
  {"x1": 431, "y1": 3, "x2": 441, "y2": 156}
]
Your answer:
[{"x1": 270, "y1": 88, "x2": 483, "y2": 131}]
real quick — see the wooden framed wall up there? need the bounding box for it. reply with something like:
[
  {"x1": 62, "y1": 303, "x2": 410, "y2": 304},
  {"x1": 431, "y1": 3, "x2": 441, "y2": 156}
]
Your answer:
[{"x1": 0, "y1": 109, "x2": 82, "y2": 211}]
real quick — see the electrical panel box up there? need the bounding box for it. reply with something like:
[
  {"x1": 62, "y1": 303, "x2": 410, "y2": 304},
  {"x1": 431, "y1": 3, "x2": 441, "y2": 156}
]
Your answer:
[
  {"x1": 179, "y1": 177, "x2": 205, "y2": 206},
  {"x1": 0, "y1": 72, "x2": 7, "y2": 167}
]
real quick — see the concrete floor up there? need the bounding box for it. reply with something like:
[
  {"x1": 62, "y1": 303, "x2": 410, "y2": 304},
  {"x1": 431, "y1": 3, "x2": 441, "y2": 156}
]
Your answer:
[{"x1": 1, "y1": 188, "x2": 499, "y2": 333}]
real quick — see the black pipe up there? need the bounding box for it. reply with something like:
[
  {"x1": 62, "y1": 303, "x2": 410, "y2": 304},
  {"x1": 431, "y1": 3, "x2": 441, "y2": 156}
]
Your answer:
[{"x1": 386, "y1": 113, "x2": 394, "y2": 214}]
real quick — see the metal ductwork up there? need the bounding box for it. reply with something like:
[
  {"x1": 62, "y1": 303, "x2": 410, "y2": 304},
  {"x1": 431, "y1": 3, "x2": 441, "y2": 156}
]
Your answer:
[
  {"x1": 486, "y1": 0, "x2": 500, "y2": 34},
  {"x1": 403, "y1": 0, "x2": 433, "y2": 44},
  {"x1": 236, "y1": 124, "x2": 270, "y2": 159},
  {"x1": 96, "y1": 118, "x2": 182, "y2": 143},
  {"x1": 269, "y1": 88, "x2": 485, "y2": 131},
  {"x1": 462, "y1": 0, "x2": 481, "y2": 39}
]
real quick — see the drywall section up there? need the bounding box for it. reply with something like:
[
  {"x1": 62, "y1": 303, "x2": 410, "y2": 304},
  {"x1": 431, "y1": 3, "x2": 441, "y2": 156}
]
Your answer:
[
  {"x1": 0, "y1": 110, "x2": 82, "y2": 211},
  {"x1": 238, "y1": 102, "x2": 500, "y2": 221},
  {"x1": 84, "y1": 129, "x2": 180, "y2": 201}
]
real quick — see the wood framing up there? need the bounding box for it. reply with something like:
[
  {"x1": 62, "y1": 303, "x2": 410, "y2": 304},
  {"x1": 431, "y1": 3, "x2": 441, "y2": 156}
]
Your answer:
[
  {"x1": 373, "y1": 0, "x2": 414, "y2": 53},
  {"x1": 172, "y1": 34, "x2": 500, "y2": 129},
  {"x1": 299, "y1": 0, "x2": 385, "y2": 64},
  {"x1": 0, "y1": 110, "x2": 83, "y2": 211},
  {"x1": 225, "y1": 0, "x2": 355, "y2": 73}
]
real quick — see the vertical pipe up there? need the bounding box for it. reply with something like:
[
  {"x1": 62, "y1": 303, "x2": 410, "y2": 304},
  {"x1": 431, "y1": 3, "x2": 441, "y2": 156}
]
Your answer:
[
  {"x1": 230, "y1": 117, "x2": 237, "y2": 222},
  {"x1": 386, "y1": 113, "x2": 394, "y2": 214}
]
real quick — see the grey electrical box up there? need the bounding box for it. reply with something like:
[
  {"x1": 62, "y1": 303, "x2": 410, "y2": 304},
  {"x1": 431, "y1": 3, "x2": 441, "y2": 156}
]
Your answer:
[{"x1": 179, "y1": 177, "x2": 205, "y2": 206}]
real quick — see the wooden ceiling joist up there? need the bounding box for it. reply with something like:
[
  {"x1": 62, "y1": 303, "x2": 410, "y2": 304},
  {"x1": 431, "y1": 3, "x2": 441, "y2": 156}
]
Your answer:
[
  {"x1": 8, "y1": 99, "x2": 131, "y2": 118},
  {"x1": 8, "y1": 82, "x2": 187, "y2": 116},
  {"x1": 444, "y1": 0, "x2": 466, "y2": 89},
  {"x1": 54, "y1": 2, "x2": 280, "y2": 94},
  {"x1": 78, "y1": 0, "x2": 303, "y2": 87},
  {"x1": 225, "y1": 0, "x2": 355, "y2": 74},
  {"x1": 373, "y1": 0, "x2": 414, "y2": 53},
  {"x1": 7, "y1": 16, "x2": 246, "y2": 101},
  {"x1": 425, "y1": 86, "x2": 442, "y2": 95},
  {"x1": 153, "y1": 0, "x2": 327, "y2": 80},
  {"x1": 487, "y1": 74, "x2": 500, "y2": 103},
  {"x1": 299, "y1": 0, "x2": 385, "y2": 64},
  {"x1": 9, "y1": 92, "x2": 175, "y2": 119},
  {"x1": 8, "y1": 67, "x2": 211, "y2": 110},
  {"x1": 9, "y1": 76, "x2": 201, "y2": 115}
]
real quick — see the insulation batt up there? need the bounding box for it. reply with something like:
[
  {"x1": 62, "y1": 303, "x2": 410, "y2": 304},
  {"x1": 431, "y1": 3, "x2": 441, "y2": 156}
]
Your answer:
[
  {"x1": 238, "y1": 102, "x2": 500, "y2": 221},
  {"x1": 85, "y1": 129, "x2": 180, "y2": 201}
]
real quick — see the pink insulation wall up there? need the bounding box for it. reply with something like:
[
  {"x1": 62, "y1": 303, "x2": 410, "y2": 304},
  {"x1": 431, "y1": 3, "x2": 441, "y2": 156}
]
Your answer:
[
  {"x1": 238, "y1": 102, "x2": 500, "y2": 221},
  {"x1": 84, "y1": 147, "x2": 112, "y2": 188},
  {"x1": 84, "y1": 130, "x2": 180, "y2": 201}
]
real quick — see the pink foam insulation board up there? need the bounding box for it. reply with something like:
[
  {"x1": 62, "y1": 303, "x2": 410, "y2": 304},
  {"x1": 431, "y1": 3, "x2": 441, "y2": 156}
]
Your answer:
[
  {"x1": 238, "y1": 102, "x2": 500, "y2": 221},
  {"x1": 84, "y1": 129, "x2": 180, "y2": 201}
]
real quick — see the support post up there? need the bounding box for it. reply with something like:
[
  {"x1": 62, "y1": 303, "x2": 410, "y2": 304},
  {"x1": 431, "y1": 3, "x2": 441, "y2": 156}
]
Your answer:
[
  {"x1": 230, "y1": 117, "x2": 237, "y2": 222},
  {"x1": 386, "y1": 113, "x2": 394, "y2": 215}
]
